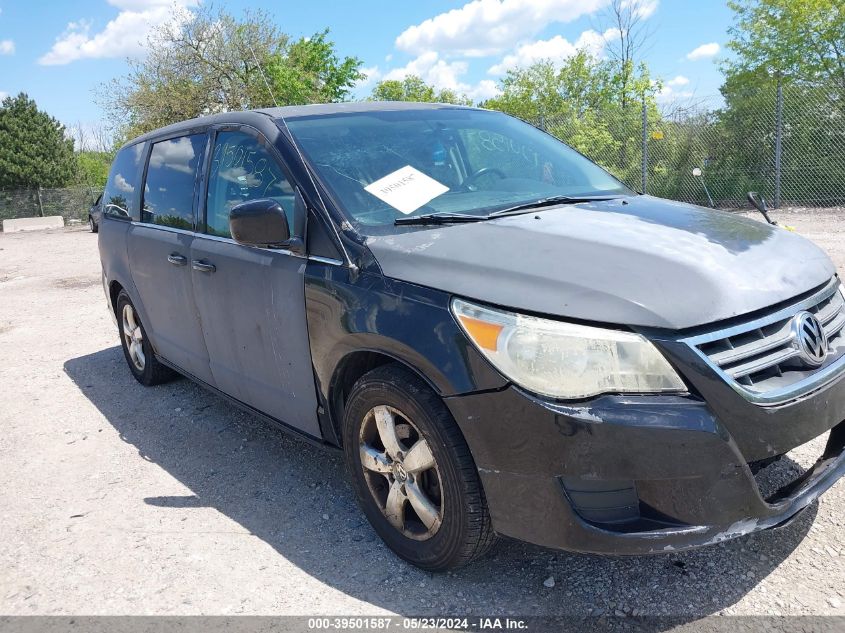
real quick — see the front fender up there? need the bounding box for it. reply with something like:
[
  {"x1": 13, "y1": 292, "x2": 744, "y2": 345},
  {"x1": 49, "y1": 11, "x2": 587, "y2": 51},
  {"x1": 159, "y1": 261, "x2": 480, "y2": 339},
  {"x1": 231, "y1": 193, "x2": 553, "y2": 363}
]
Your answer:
[{"x1": 304, "y1": 265, "x2": 507, "y2": 402}]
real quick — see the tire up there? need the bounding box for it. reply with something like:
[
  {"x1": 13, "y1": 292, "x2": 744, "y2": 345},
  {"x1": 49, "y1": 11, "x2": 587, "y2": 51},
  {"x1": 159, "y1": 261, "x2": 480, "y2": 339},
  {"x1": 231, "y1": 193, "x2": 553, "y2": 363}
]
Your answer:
[
  {"x1": 342, "y1": 363, "x2": 496, "y2": 571},
  {"x1": 89, "y1": 216, "x2": 98, "y2": 233},
  {"x1": 116, "y1": 290, "x2": 175, "y2": 386}
]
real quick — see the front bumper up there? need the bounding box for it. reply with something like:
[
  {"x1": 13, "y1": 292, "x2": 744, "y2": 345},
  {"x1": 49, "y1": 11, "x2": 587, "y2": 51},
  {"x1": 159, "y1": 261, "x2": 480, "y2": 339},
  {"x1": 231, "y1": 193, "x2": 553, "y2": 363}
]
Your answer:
[{"x1": 444, "y1": 384, "x2": 845, "y2": 555}]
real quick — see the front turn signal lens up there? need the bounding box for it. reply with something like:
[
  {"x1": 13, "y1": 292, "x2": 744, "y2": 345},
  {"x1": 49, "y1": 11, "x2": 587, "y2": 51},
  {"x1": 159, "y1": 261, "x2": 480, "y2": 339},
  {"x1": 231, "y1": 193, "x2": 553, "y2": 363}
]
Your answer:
[{"x1": 456, "y1": 315, "x2": 503, "y2": 351}]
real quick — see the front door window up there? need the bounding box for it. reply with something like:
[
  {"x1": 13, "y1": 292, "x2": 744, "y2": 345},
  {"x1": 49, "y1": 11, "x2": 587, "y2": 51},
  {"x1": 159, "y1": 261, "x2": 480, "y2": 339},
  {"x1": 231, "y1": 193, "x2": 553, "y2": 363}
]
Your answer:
[{"x1": 205, "y1": 131, "x2": 295, "y2": 238}]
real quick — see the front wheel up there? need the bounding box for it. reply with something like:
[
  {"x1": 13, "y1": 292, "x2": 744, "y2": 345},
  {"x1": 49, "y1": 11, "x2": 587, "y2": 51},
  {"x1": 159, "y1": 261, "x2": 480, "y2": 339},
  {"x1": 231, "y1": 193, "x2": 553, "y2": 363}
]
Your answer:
[
  {"x1": 89, "y1": 216, "x2": 98, "y2": 233},
  {"x1": 342, "y1": 364, "x2": 496, "y2": 570}
]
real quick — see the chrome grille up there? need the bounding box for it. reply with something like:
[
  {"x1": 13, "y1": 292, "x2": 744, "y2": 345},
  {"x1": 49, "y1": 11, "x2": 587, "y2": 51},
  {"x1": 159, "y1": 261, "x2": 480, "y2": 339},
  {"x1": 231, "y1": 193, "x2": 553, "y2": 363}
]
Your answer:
[{"x1": 683, "y1": 278, "x2": 845, "y2": 405}]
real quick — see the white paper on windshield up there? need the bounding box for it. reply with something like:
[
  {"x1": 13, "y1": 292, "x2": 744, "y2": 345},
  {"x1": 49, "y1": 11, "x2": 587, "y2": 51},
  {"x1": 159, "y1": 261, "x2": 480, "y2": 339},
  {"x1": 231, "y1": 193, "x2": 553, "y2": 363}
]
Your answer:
[{"x1": 364, "y1": 165, "x2": 449, "y2": 214}]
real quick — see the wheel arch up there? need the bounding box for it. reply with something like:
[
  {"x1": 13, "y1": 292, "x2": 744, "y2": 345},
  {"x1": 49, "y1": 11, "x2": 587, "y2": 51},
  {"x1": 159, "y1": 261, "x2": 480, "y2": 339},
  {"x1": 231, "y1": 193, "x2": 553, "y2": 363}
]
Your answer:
[
  {"x1": 328, "y1": 349, "x2": 443, "y2": 447},
  {"x1": 108, "y1": 280, "x2": 124, "y2": 317}
]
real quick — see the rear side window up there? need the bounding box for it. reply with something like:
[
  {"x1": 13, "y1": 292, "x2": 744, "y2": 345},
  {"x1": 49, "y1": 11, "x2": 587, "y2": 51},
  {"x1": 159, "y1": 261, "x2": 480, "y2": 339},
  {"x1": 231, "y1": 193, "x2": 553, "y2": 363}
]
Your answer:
[
  {"x1": 103, "y1": 144, "x2": 144, "y2": 221},
  {"x1": 142, "y1": 134, "x2": 207, "y2": 230},
  {"x1": 205, "y1": 130, "x2": 294, "y2": 238}
]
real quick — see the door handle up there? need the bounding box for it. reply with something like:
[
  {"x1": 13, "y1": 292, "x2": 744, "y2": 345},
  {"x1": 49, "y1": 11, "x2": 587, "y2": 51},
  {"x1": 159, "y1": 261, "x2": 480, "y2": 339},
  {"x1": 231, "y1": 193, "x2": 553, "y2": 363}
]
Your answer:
[
  {"x1": 167, "y1": 254, "x2": 187, "y2": 266},
  {"x1": 192, "y1": 260, "x2": 216, "y2": 273}
]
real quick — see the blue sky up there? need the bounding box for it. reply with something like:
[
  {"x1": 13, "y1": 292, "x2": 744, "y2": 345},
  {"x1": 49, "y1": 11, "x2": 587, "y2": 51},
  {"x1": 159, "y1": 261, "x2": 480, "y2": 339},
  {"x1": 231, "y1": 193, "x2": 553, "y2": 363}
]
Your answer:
[{"x1": 0, "y1": 0, "x2": 734, "y2": 137}]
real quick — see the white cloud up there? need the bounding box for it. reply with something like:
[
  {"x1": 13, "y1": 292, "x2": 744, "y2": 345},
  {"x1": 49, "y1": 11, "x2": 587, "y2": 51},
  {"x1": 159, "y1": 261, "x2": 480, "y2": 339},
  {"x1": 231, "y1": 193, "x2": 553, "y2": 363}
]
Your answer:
[
  {"x1": 656, "y1": 76, "x2": 693, "y2": 103},
  {"x1": 384, "y1": 52, "x2": 468, "y2": 91},
  {"x1": 656, "y1": 87, "x2": 693, "y2": 102},
  {"x1": 686, "y1": 42, "x2": 720, "y2": 61},
  {"x1": 149, "y1": 136, "x2": 196, "y2": 174},
  {"x1": 488, "y1": 28, "x2": 615, "y2": 75},
  {"x1": 467, "y1": 79, "x2": 500, "y2": 101},
  {"x1": 356, "y1": 66, "x2": 382, "y2": 88},
  {"x1": 382, "y1": 52, "x2": 499, "y2": 102},
  {"x1": 624, "y1": 0, "x2": 659, "y2": 19},
  {"x1": 0, "y1": 40, "x2": 14, "y2": 55},
  {"x1": 395, "y1": 0, "x2": 608, "y2": 57},
  {"x1": 0, "y1": 91, "x2": 8, "y2": 101},
  {"x1": 38, "y1": 0, "x2": 197, "y2": 66},
  {"x1": 115, "y1": 173, "x2": 134, "y2": 193}
]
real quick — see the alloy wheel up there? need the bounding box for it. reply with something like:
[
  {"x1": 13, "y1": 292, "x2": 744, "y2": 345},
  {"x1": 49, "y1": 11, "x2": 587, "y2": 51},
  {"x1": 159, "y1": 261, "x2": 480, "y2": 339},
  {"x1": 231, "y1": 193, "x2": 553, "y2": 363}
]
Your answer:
[
  {"x1": 122, "y1": 303, "x2": 145, "y2": 372},
  {"x1": 359, "y1": 404, "x2": 443, "y2": 540}
]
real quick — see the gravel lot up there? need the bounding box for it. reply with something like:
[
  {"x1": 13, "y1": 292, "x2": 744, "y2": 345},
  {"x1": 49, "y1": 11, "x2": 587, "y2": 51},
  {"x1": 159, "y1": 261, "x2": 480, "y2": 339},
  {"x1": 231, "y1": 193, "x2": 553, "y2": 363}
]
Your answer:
[{"x1": 0, "y1": 209, "x2": 844, "y2": 620}]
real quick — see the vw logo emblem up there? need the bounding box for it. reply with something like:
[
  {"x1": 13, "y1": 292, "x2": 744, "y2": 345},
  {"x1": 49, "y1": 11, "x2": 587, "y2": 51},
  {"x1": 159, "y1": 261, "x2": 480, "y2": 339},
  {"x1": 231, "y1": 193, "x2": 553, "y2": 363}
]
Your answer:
[
  {"x1": 392, "y1": 463, "x2": 408, "y2": 482},
  {"x1": 792, "y1": 311, "x2": 828, "y2": 367}
]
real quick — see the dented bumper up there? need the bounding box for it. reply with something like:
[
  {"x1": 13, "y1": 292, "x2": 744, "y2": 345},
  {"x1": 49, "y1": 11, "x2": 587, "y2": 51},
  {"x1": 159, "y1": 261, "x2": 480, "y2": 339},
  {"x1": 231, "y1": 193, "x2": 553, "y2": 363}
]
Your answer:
[{"x1": 444, "y1": 385, "x2": 845, "y2": 555}]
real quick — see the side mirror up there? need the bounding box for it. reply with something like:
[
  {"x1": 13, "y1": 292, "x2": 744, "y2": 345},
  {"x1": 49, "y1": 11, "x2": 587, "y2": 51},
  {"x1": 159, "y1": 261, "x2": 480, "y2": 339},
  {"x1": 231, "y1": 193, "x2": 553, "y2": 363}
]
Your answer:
[{"x1": 230, "y1": 198, "x2": 291, "y2": 248}]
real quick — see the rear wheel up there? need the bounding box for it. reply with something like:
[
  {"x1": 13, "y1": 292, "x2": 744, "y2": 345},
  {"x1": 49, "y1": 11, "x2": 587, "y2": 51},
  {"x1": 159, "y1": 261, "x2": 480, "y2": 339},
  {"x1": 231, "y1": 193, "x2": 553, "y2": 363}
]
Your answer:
[
  {"x1": 89, "y1": 216, "x2": 98, "y2": 233},
  {"x1": 342, "y1": 364, "x2": 496, "y2": 570},
  {"x1": 116, "y1": 290, "x2": 175, "y2": 386}
]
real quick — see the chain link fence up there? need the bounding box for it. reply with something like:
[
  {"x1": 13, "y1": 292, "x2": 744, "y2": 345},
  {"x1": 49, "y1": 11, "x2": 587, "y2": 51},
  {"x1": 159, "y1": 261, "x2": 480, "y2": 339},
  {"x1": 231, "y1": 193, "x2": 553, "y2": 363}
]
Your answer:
[
  {"x1": 537, "y1": 81, "x2": 845, "y2": 209},
  {"x1": 2, "y1": 82, "x2": 843, "y2": 230},
  {"x1": 0, "y1": 185, "x2": 101, "y2": 228}
]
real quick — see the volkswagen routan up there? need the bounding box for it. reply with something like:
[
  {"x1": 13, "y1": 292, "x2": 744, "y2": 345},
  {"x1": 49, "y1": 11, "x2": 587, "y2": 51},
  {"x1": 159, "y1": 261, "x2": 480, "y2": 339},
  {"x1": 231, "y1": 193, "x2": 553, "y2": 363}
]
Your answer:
[{"x1": 98, "y1": 102, "x2": 845, "y2": 570}]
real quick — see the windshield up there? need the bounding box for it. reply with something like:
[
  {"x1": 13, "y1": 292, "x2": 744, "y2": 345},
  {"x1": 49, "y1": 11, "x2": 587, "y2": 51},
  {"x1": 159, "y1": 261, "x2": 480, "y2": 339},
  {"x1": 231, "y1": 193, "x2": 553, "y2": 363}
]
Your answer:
[{"x1": 283, "y1": 108, "x2": 633, "y2": 232}]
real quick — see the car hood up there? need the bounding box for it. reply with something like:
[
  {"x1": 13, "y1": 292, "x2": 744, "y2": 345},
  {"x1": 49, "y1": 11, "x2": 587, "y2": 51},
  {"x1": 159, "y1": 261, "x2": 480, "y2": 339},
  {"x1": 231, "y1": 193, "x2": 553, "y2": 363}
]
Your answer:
[{"x1": 365, "y1": 196, "x2": 835, "y2": 330}]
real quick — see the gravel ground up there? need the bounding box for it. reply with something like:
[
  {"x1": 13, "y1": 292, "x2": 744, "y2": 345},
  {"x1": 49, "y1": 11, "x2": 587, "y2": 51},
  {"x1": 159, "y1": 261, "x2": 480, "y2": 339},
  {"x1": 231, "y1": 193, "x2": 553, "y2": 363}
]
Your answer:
[{"x1": 0, "y1": 209, "x2": 843, "y2": 620}]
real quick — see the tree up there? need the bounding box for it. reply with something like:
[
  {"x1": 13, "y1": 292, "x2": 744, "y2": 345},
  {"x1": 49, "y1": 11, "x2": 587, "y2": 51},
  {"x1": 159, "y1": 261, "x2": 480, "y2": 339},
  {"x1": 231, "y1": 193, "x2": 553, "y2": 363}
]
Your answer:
[
  {"x1": 67, "y1": 121, "x2": 115, "y2": 188},
  {"x1": 481, "y1": 53, "x2": 614, "y2": 122},
  {"x1": 599, "y1": 0, "x2": 656, "y2": 112},
  {"x1": 102, "y1": 6, "x2": 363, "y2": 138},
  {"x1": 481, "y1": 53, "x2": 659, "y2": 186},
  {"x1": 270, "y1": 30, "x2": 364, "y2": 105},
  {"x1": 0, "y1": 93, "x2": 76, "y2": 189},
  {"x1": 717, "y1": 0, "x2": 845, "y2": 205},
  {"x1": 725, "y1": 0, "x2": 845, "y2": 92},
  {"x1": 75, "y1": 152, "x2": 112, "y2": 188},
  {"x1": 370, "y1": 75, "x2": 471, "y2": 105}
]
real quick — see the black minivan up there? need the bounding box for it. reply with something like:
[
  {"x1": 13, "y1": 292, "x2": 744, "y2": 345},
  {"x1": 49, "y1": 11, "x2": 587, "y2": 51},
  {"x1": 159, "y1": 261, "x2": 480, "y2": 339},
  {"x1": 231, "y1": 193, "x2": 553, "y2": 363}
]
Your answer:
[{"x1": 98, "y1": 102, "x2": 845, "y2": 570}]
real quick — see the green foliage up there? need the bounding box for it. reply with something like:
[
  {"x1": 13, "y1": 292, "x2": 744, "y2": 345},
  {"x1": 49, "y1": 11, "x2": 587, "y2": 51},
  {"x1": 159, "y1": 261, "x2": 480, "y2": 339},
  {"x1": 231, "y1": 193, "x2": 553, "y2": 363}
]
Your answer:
[
  {"x1": 269, "y1": 29, "x2": 364, "y2": 105},
  {"x1": 725, "y1": 0, "x2": 845, "y2": 89},
  {"x1": 686, "y1": 0, "x2": 845, "y2": 205},
  {"x1": 482, "y1": 54, "x2": 659, "y2": 185},
  {"x1": 481, "y1": 53, "x2": 657, "y2": 121},
  {"x1": 0, "y1": 93, "x2": 76, "y2": 189},
  {"x1": 101, "y1": 7, "x2": 362, "y2": 138},
  {"x1": 632, "y1": 0, "x2": 845, "y2": 207},
  {"x1": 369, "y1": 75, "x2": 471, "y2": 105},
  {"x1": 154, "y1": 216, "x2": 193, "y2": 230},
  {"x1": 75, "y1": 151, "x2": 112, "y2": 188}
]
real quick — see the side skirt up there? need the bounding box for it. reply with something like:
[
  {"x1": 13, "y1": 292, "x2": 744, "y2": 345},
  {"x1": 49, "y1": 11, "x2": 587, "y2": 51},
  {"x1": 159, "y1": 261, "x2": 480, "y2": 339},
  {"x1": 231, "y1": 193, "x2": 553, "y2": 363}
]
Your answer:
[{"x1": 156, "y1": 355, "x2": 340, "y2": 453}]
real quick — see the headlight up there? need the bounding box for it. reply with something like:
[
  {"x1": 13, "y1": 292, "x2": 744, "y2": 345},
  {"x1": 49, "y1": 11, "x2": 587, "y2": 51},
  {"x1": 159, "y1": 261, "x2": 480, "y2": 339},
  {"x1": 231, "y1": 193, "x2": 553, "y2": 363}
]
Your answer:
[{"x1": 451, "y1": 298, "x2": 686, "y2": 399}]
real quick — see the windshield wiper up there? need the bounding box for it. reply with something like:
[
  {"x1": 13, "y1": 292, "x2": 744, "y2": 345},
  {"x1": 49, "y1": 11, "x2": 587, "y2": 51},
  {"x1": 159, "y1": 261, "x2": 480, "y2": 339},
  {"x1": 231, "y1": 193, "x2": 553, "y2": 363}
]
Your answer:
[
  {"x1": 488, "y1": 195, "x2": 622, "y2": 217},
  {"x1": 394, "y1": 212, "x2": 489, "y2": 226},
  {"x1": 394, "y1": 195, "x2": 623, "y2": 225}
]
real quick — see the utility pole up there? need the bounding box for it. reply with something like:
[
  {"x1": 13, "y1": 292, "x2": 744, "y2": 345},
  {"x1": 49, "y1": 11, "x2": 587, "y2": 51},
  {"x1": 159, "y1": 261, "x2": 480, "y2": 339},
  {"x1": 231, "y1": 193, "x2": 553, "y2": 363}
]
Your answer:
[
  {"x1": 641, "y1": 94, "x2": 648, "y2": 194},
  {"x1": 774, "y1": 77, "x2": 784, "y2": 209}
]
